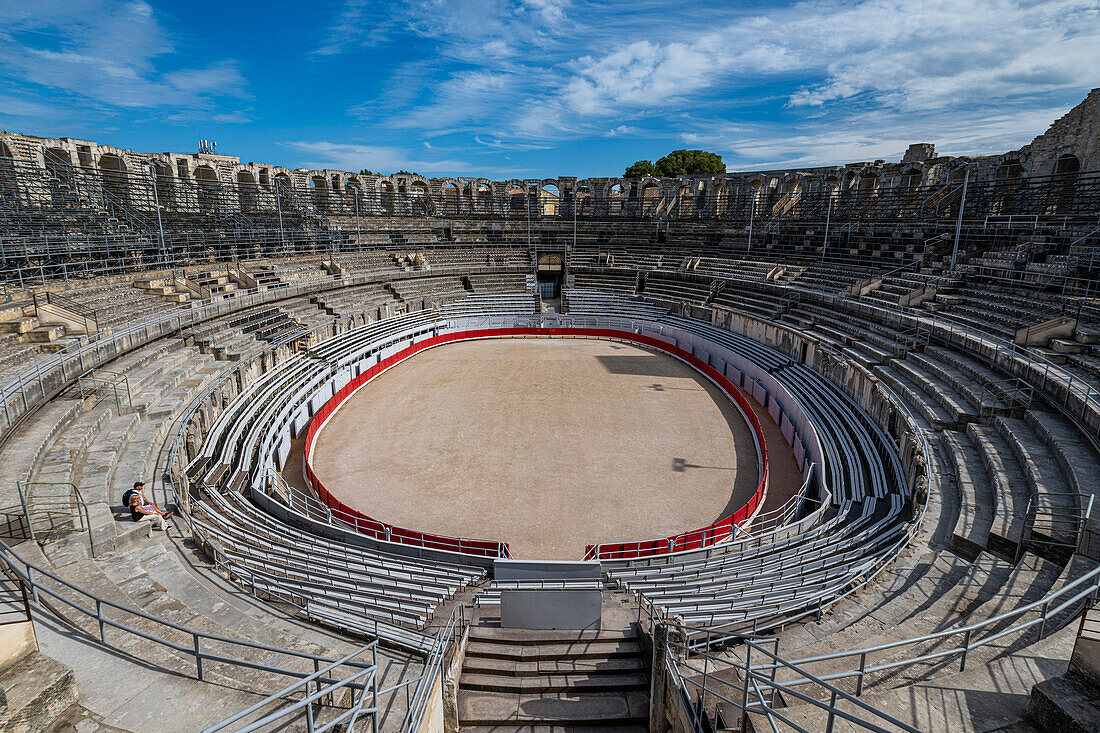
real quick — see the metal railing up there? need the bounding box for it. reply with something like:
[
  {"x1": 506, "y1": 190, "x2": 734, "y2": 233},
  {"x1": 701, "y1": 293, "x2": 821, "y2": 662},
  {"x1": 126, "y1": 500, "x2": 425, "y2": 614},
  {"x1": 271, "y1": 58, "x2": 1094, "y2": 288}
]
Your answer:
[
  {"x1": 32, "y1": 290, "x2": 100, "y2": 333},
  {"x1": 77, "y1": 368, "x2": 133, "y2": 413},
  {"x1": 0, "y1": 537, "x2": 380, "y2": 708},
  {"x1": 396, "y1": 605, "x2": 467, "y2": 733},
  {"x1": 698, "y1": 559, "x2": 1100, "y2": 700},
  {"x1": 666, "y1": 638, "x2": 920, "y2": 732},
  {"x1": 15, "y1": 481, "x2": 94, "y2": 557},
  {"x1": 203, "y1": 644, "x2": 379, "y2": 733}
]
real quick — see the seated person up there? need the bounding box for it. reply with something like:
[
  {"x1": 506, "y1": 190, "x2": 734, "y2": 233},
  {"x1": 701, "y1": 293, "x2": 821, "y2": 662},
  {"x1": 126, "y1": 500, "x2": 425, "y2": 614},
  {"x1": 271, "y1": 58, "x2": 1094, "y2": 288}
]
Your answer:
[{"x1": 127, "y1": 481, "x2": 172, "y2": 531}]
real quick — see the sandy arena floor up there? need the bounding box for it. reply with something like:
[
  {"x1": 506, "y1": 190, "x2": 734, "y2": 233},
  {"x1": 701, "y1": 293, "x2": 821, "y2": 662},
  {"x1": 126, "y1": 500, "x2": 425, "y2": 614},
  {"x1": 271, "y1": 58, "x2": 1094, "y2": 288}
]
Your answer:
[{"x1": 309, "y1": 338, "x2": 763, "y2": 559}]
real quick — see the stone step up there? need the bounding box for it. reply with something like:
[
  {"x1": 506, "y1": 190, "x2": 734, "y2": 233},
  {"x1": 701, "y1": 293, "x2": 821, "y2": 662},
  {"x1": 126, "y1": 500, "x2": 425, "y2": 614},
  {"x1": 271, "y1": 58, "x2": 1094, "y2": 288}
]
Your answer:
[
  {"x1": 464, "y1": 640, "x2": 643, "y2": 662},
  {"x1": 1024, "y1": 409, "x2": 1100, "y2": 558},
  {"x1": 462, "y1": 657, "x2": 647, "y2": 679},
  {"x1": 967, "y1": 423, "x2": 1028, "y2": 555},
  {"x1": 943, "y1": 429, "x2": 995, "y2": 557},
  {"x1": 872, "y1": 362, "x2": 956, "y2": 430},
  {"x1": 460, "y1": 672, "x2": 648, "y2": 694},
  {"x1": 0, "y1": 316, "x2": 39, "y2": 334},
  {"x1": 903, "y1": 352, "x2": 989, "y2": 417},
  {"x1": 0, "y1": 299, "x2": 32, "y2": 323},
  {"x1": 457, "y1": 690, "x2": 649, "y2": 727},
  {"x1": 467, "y1": 627, "x2": 637, "y2": 645},
  {"x1": 0, "y1": 651, "x2": 78, "y2": 733},
  {"x1": 994, "y1": 416, "x2": 1078, "y2": 547},
  {"x1": 26, "y1": 325, "x2": 65, "y2": 342},
  {"x1": 462, "y1": 721, "x2": 646, "y2": 726},
  {"x1": 32, "y1": 542, "x2": 317, "y2": 692},
  {"x1": 779, "y1": 551, "x2": 1013, "y2": 664}
]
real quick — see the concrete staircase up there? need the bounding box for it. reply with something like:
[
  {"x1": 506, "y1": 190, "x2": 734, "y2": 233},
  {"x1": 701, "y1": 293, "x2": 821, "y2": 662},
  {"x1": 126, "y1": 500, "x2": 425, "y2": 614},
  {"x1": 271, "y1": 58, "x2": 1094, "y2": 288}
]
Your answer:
[{"x1": 458, "y1": 623, "x2": 649, "y2": 731}]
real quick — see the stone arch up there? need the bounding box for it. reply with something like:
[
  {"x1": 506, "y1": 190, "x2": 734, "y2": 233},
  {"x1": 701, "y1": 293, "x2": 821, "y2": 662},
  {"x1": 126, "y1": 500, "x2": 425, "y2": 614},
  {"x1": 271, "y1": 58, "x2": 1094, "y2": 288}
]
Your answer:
[
  {"x1": 991, "y1": 159, "x2": 1024, "y2": 214},
  {"x1": 694, "y1": 180, "x2": 708, "y2": 215},
  {"x1": 774, "y1": 177, "x2": 801, "y2": 216},
  {"x1": 476, "y1": 182, "x2": 491, "y2": 212},
  {"x1": 441, "y1": 180, "x2": 460, "y2": 215},
  {"x1": 378, "y1": 178, "x2": 396, "y2": 214},
  {"x1": 310, "y1": 175, "x2": 329, "y2": 212},
  {"x1": 44, "y1": 147, "x2": 71, "y2": 177},
  {"x1": 0, "y1": 142, "x2": 15, "y2": 202},
  {"x1": 995, "y1": 159, "x2": 1023, "y2": 180},
  {"x1": 843, "y1": 170, "x2": 858, "y2": 189},
  {"x1": 506, "y1": 181, "x2": 526, "y2": 213},
  {"x1": 576, "y1": 182, "x2": 592, "y2": 216},
  {"x1": 823, "y1": 175, "x2": 840, "y2": 208},
  {"x1": 858, "y1": 171, "x2": 879, "y2": 192},
  {"x1": 540, "y1": 183, "x2": 560, "y2": 216},
  {"x1": 1054, "y1": 154, "x2": 1080, "y2": 176},
  {"x1": 150, "y1": 161, "x2": 174, "y2": 208},
  {"x1": 608, "y1": 183, "x2": 625, "y2": 215},
  {"x1": 98, "y1": 153, "x2": 128, "y2": 201},
  {"x1": 194, "y1": 165, "x2": 220, "y2": 210},
  {"x1": 748, "y1": 179, "x2": 765, "y2": 215},
  {"x1": 641, "y1": 180, "x2": 659, "y2": 215},
  {"x1": 237, "y1": 170, "x2": 258, "y2": 211},
  {"x1": 712, "y1": 183, "x2": 729, "y2": 216},
  {"x1": 676, "y1": 184, "x2": 693, "y2": 217},
  {"x1": 900, "y1": 168, "x2": 923, "y2": 190},
  {"x1": 409, "y1": 180, "x2": 433, "y2": 215}
]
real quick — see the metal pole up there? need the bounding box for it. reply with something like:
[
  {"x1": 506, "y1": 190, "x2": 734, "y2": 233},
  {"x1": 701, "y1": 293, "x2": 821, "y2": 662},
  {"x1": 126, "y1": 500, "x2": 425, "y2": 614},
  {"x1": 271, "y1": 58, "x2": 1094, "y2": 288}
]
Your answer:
[
  {"x1": 354, "y1": 190, "x2": 361, "y2": 251},
  {"x1": 147, "y1": 163, "x2": 167, "y2": 268},
  {"x1": 276, "y1": 181, "x2": 286, "y2": 254},
  {"x1": 821, "y1": 195, "x2": 832, "y2": 263},
  {"x1": 747, "y1": 195, "x2": 755, "y2": 253},
  {"x1": 573, "y1": 187, "x2": 577, "y2": 252},
  {"x1": 950, "y1": 168, "x2": 970, "y2": 272}
]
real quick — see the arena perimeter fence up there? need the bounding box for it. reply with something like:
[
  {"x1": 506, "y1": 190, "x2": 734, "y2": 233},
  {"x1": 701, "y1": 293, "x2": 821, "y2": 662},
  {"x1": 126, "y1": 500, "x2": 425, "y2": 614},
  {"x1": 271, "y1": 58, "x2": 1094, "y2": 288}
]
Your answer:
[{"x1": 300, "y1": 326, "x2": 769, "y2": 562}]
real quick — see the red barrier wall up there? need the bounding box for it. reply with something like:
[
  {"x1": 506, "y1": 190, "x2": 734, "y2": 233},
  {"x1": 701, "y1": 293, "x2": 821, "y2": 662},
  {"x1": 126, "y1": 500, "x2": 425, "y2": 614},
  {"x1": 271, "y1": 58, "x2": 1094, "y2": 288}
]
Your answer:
[{"x1": 302, "y1": 328, "x2": 769, "y2": 560}]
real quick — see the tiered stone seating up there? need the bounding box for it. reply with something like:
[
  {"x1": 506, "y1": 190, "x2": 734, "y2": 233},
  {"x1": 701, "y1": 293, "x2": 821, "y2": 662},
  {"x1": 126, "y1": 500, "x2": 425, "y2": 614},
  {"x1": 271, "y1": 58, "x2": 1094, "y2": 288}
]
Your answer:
[{"x1": 2, "y1": 239, "x2": 1099, "y2": 731}]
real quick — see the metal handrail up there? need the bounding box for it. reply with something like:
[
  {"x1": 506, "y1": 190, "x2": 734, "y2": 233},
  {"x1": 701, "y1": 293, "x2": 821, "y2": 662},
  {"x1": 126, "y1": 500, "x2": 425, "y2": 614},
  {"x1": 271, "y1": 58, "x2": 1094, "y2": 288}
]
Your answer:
[
  {"x1": 666, "y1": 639, "x2": 919, "y2": 733},
  {"x1": 203, "y1": 644, "x2": 379, "y2": 733},
  {"x1": 398, "y1": 605, "x2": 466, "y2": 732},
  {"x1": 674, "y1": 558, "x2": 1100, "y2": 697},
  {"x1": 0, "y1": 537, "x2": 379, "y2": 688},
  {"x1": 16, "y1": 481, "x2": 95, "y2": 557}
]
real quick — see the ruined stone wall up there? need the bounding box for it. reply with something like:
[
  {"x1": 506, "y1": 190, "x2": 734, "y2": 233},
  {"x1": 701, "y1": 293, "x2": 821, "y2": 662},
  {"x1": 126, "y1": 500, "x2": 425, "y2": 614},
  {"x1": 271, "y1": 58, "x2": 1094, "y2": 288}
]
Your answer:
[{"x1": 1, "y1": 89, "x2": 1096, "y2": 215}]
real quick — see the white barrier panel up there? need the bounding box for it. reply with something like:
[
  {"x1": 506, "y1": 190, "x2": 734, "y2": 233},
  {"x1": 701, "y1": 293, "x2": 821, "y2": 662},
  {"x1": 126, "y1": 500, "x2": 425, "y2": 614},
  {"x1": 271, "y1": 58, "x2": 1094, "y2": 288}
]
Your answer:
[
  {"x1": 500, "y1": 590, "x2": 602, "y2": 630},
  {"x1": 495, "y1": 559, "x2": 601, "y2": 581}
]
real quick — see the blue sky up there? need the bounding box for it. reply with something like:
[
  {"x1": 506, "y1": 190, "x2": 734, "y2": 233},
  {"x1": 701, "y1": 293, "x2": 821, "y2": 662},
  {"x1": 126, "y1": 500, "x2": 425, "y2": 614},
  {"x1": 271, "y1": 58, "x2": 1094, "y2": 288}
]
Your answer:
[{"x1": 0, "y1": 0, "x2": 1097, "y2": 178}]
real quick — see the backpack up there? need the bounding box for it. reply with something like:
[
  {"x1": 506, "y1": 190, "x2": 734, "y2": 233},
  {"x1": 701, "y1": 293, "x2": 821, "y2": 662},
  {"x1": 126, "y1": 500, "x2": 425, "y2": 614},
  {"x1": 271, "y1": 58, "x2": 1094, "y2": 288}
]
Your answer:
[{"x1": 122, "y1": 489, "x2": 134, "y2": 509}]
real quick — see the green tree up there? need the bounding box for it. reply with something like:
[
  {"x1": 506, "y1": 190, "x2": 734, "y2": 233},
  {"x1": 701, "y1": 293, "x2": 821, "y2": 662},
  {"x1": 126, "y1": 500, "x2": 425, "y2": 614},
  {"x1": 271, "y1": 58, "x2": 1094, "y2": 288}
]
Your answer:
[
  {"x1": 654, "y1": 149, "x2": 725, "y2": 176},
  {"x1": 623, "y1": 159, "x2": 656, "y2": 178},
  {"x1": 359, "y1": 168, "x2": 375, "y2": 175}
]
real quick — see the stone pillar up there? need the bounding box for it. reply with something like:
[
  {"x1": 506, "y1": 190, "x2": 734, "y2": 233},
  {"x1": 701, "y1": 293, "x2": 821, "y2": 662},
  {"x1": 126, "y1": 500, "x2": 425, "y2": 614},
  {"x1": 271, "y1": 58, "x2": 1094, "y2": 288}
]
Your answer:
[{"x1": 649, "y1": 621, "x2": 688, "y2": 733}]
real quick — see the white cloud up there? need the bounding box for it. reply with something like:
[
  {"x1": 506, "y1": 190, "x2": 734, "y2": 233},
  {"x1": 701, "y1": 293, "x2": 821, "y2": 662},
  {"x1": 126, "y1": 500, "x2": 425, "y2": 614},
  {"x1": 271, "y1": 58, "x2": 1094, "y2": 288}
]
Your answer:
[
  {"x1": 604, "y1": 125, "x2": 643, "y2": 138},
  {"x1": 0, "y1": 0, "x2": 248, "y2": 118},
  {"x1": 684, "y1": 104, "x2": 1077, "y2": 171},
  {"x1": 335, "y1": 0, "x2": 1097, "y2": 161},
  {"x1": 280, "y1": 141, "x2": 470, "y2": 174}
]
